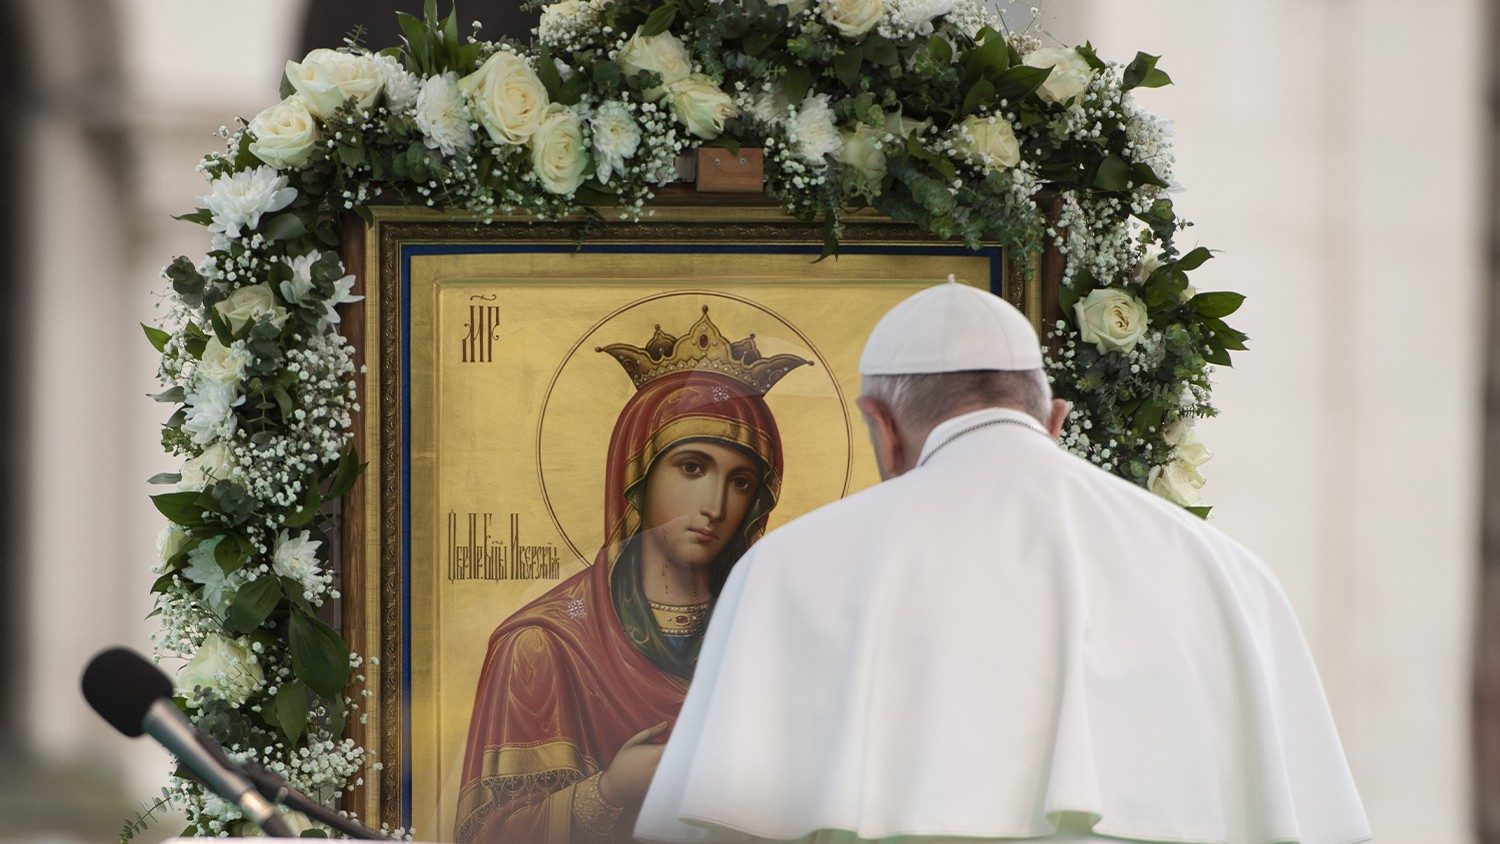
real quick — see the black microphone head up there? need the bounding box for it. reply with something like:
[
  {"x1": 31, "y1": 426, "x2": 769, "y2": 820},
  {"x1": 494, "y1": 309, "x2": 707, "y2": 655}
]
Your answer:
[{"x1": 81, "y1": 647, "x2": 174, "y2": 738}]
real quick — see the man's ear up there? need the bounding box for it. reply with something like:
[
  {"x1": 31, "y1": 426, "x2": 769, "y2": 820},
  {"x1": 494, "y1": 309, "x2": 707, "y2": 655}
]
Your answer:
[
  {"x1": 1046, "y1": 398, "x2": 1070, "y2": 441},
  {"x1": 856, "y1": 395, "x2": 905, "y2": 480}
]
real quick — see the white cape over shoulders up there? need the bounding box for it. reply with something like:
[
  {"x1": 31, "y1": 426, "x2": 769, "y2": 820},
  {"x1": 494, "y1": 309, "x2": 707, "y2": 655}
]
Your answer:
[{"x1": 636, "y1": 409, "x2": 1370, "y2": 844}]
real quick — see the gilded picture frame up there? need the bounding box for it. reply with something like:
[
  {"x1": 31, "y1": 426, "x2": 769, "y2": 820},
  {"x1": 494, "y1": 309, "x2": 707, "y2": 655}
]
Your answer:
[{"x1": 335, "y1": 199, "x2": 1057, "y2": 838}]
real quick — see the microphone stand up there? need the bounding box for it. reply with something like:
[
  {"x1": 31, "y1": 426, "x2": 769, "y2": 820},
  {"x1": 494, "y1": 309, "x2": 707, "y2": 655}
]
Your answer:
[
  {"x1": 240, "y1": 762, "x2": 387, "y2": 840},
  {"x1": 196, "y1": 732, "x2": 387, "y2": 839}
]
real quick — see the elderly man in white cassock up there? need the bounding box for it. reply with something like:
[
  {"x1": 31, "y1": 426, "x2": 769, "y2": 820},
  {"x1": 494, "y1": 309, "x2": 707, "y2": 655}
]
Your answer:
[
  {"x1": 635, "y1": 280, "x2": 1371, "y2": 844},
  {"x1": 636, "y1": 281, "x2": 1374, "y2": 844}
]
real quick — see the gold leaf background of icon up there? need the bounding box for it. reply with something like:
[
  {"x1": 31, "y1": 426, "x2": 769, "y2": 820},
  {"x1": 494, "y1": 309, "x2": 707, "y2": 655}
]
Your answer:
[{"x1": 402, "y1": 248, "x2": 995, "y2": 839}]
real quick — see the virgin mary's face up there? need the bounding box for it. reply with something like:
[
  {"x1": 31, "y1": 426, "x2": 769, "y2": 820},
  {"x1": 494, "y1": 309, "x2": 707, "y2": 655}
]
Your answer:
[{"x1": 641, "y1": 440, "x2": 761, "y2": 568}]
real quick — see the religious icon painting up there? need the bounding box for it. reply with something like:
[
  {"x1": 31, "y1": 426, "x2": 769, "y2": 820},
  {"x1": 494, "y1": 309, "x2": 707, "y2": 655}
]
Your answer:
[{"x1": 334, "y1": 203, "x2": 1049, "y2": 839}]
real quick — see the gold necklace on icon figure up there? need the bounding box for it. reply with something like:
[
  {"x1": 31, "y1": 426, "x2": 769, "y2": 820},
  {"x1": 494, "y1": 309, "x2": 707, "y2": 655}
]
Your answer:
[{"x1": 654, "y1": 569, "x2": 708, "y2": 636}]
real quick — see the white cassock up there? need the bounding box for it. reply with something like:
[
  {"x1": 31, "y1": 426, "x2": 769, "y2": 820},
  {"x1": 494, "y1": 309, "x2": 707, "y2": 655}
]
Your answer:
[{"x1": 636, "y1": 407, "x2": 1371, "y2": 844}]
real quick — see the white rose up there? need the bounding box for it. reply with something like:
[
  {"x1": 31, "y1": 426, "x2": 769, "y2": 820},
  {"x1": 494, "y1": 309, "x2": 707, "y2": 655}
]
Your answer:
[
  {"x1": 883, "y1": 109, "x2": 930, "y2": 139},
  {"x1": 1022, "y1": 46, "x2": 1093, "y2": 105},
  {"x1": 821, "y1": 0, "x2": 885, "y2": 38},
  {"x1": 530, "y1": 104, "x2": 590, "y2": 195},
  {"x1": 788, "y1": 93, "x2": 843, "y2": 164},
  {"x1": 590, "y1": 101, "x2": 641, "y2": 184},
  {"x1": 247, "y1": 96, "x2": 320, "y2": 170},
  {"x1": 157, "y1": 524, "x2": 189, "y2": 567},
  {"x1": 179, "y1": 442, "x2": 234, "y2": 492},
  {"x1": 1074, "y1": 287, "x2": 1149, "y2": 353},
  {"x1": 1162, "y1": 418, "x2": 1213, "y2": 467},
  {"x1": 617, "y1": 29, "x2": 694, "y2": 100},
  {"x1": 196, "y1": 338, "x2": 248, "y2": 388},
  {"x1": 415, "y1": 72, "x2": 475, "y2": 156},
  {"x1": 1148, "y1": 459, "x2": 1206, "y2": 508},
  {"x1": 835, "y1": 122, "x2": 887, "y2": 192},
  {"x1": 459, "y1": 50, "x2": 551, "y2": 145},
  {"x1": 215, "y1": 283, "x2": 288, "y2": 333},
  {"x1": 177, "y1": 634, "x2": 265, "y2": 707},
  {"x1": 240, "y1": 811, "x2": 317, "y2": 838},
  {"x1": 284, "y1": 48, "x2": 384, "y2": 120},
  {"x1": 663, "y1": 74, "x2": 739, "y2": 140},
  {"x1": 951, "y1": 114, "x2": 1020, "y2": 171}
]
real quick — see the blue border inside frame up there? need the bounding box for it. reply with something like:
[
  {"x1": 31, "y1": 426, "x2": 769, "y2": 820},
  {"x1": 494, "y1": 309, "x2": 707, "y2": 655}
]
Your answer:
[{"x1": 397, "y1": 241, "x2": 1003, "y2": 829}]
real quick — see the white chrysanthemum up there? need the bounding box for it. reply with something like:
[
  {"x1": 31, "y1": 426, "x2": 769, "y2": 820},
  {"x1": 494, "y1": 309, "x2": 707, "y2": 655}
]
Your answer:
[
  {"x1": 590, "y1": 101, "x2": 641, "y2": 184},
  {"x1": 273, "y1": 529, "x2": 323, "y2": 597},
  {"x1": 279, "y1": 252, "x2": 320, "y2": 305},
  {"x1": 372, "y1": 54, "x2": 421, "y2": 112},
  {"x1": 319, "y1": 273, "x2": 363, "y2": 332},
  {"x1": 182, "y1": 380, "x2": 244, "y2": 445},
  {"x1": 415, "y1": 72, "x2": 475, "y2": 156},
  {"x1": 743, "y1": 85, "x2": 790, "y2": 126},
  {"x1": 198, "y1": 165, "x2": 297, "y2": 239},
  {"x1": 788, "y1": 94, "x2": 842, "y2": 164},
  {"x1": 181, "y1": 536, "x2": 233, "y2": 617}
]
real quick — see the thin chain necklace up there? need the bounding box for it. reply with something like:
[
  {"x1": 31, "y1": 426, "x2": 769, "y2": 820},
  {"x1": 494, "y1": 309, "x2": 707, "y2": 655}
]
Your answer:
[{"x1": 918, "y1": 417, "x2": 1046, "y2": 467}]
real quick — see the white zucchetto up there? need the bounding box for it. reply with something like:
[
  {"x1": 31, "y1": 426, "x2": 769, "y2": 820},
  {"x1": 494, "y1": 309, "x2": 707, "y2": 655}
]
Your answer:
[{"x1": 858, "y1": 275, "x2": 1044, "y2": 374}]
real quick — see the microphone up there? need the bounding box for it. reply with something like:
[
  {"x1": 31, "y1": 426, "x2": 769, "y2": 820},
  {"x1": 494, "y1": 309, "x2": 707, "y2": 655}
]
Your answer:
[{"x1": 81, "y1": 647, "x2": 293, "y2": 838}]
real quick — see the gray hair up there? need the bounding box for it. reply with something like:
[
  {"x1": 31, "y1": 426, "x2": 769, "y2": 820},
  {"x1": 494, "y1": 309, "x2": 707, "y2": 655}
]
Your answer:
[{"x1": 861, "y1": 369, "x2": 1053, "y2": 429}]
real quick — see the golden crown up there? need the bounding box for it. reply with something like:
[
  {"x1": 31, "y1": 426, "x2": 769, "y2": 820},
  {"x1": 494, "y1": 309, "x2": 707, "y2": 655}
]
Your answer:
[{"x1": 597, "y1": 305, "x2": 813, "y2": 395}]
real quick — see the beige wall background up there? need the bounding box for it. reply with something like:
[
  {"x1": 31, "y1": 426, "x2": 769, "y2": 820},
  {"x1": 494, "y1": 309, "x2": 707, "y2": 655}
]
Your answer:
[{"x1": 5, "y1": 0, "x2": 1483, "y2": 841}]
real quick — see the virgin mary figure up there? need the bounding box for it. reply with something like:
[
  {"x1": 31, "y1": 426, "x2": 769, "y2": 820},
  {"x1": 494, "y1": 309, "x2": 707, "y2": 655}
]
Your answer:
[{"x1": 455, "y1": 306, "x2": 811, "y2": 843}]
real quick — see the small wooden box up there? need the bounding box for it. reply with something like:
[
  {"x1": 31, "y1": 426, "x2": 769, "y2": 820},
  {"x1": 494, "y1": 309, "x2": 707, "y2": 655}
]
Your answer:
[{"x1": 695, "y1": 147, "x2": 765, "y2": 193}]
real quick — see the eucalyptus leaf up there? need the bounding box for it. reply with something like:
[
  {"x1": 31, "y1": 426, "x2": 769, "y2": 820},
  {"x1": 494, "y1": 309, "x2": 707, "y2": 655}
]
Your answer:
[
  {"x1": 289, "y1": 611, "x2": 350, "y2": 699},
  {"x1": 148, "y1": 472, "x2": 182, "y2": 486}
]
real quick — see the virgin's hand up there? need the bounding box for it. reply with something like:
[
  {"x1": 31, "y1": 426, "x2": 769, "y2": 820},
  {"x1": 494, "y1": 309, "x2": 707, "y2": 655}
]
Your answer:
[{"x1": 598, "y1": 721, "x2": 670, "y2": 806}]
